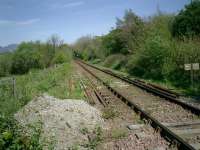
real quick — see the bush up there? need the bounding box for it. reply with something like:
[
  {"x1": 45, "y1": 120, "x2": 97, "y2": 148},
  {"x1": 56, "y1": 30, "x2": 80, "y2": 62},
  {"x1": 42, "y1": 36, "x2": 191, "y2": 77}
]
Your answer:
[
  {"x1": 102, "y1": 29, "x2": 128, "y2": 55},
  {"x1": 52, "y1": 50, "x2": 72, "y2": 64},
  {"x1": 0, "y1": 37, "x2": 72, "y2": 76},
  {"x1": 127, "y1": 34, "x2": 170, "y2": 80},
  {"x1": 163, "y1": 38, "x2": 200, "y2": 87},
  {"x1": 0, "y1": 116, "x2": 42, "y2": 150},
  {"x1": 103, "y1": 54, "x2": 127, "y2": 70},
  {"x1": 11, "y1": 44, "x2": 41, "y2": 74}
]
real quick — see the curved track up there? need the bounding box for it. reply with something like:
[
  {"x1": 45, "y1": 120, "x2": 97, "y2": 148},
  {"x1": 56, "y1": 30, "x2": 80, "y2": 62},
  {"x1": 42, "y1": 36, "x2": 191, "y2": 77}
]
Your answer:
[{"x1": 76, "y1": 60, "x2": 200, "y2": 150}]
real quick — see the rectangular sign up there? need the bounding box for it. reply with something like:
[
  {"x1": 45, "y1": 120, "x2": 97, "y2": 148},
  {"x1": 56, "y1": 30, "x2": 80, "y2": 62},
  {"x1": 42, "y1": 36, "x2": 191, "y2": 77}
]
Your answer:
[
  {"x1": 184, "y1": 64, "x2": 191, "y2": 71},
  {"x1": 192, "y1": 63, "x2": 199, "y2": 70}
]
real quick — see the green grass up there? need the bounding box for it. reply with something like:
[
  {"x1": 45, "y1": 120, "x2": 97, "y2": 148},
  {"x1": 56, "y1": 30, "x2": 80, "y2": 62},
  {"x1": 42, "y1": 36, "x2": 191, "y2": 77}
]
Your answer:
[
  {"x1": 0, "y1": 62, "x2": 84, "y2": 149},
  {"x1": 0, "y1": 62, "x2": 84, "y2": 116}
]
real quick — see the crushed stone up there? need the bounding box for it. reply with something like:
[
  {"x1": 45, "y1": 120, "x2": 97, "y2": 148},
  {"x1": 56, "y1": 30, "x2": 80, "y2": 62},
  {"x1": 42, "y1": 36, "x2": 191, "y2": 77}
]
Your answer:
[{"x1": 15, "y1": 94, "x2": 104, "y2": 150}]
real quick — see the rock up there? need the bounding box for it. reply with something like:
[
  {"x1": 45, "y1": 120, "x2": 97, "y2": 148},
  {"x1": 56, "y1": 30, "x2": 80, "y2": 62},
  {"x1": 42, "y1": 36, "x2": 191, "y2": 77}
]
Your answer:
[{"x1": 127, "y1": 124, "x2": 144, "y2": 130}]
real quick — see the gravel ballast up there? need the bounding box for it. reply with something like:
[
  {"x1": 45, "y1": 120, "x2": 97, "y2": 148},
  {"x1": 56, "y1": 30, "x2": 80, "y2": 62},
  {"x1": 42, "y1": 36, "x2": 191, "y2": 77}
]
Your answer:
[{"x1": 15, "y1": 94, "x2": 104, "y2": 150}]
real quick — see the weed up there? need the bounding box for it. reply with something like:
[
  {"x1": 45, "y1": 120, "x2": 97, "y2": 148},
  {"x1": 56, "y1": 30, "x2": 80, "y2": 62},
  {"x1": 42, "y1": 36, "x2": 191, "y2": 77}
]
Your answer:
[
  {"x1": 102, "y1": 107, "x2": 119, "y2": 119},
  {"x1": 69, "y1": 144, "x2": 81, "y2": 150},
  {"x1": 0, "y1": 116, "x2": 42, "y2": 150},
  {"x1": 80, "y1": 127, "x2": 89, "y2": 135},
  {"x1": 85, "y1": 126, "x2": 103, "y2": 149}
]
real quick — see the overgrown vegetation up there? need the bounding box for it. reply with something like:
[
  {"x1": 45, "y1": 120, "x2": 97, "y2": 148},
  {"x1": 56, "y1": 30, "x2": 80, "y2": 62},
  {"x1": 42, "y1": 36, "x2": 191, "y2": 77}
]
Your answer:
[
  {"x1": 102, "y1": 106, "x2": 119, "y2": 119},
  {"x1": 0, "y1": 117, "x2": 42, "y2": 150},
  {"x1": 73, "y1": 1, "x2": 200, "y2": 95},
  {"x1": 0, "y1": 34, "x2": 83, "y2": 149},
  {"x1": 0, "y1": 62, "x2": 84, "y2": 149},
  {"x1": 84, "y1": 126, "x2": 103, "y2": 149},
  {"x1": 0, "y1": 35, "x2": 72, "y2": 77}
]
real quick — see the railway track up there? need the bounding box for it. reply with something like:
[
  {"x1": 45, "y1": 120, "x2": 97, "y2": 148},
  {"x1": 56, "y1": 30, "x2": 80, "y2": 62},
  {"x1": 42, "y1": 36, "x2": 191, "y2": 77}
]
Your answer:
[
  {"x1": 75, "y1": 62, "x2": 171, "y2": 149},
  {"x1": 76, "y1": 60, "x2": 200, "y2": 150},
  {"x1": 80, "y1": 60, "x2": 200, "y2": 116}
]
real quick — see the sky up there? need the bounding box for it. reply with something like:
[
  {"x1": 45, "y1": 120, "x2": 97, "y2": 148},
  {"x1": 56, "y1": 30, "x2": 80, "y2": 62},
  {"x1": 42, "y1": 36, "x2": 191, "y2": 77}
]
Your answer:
[{"x1": 0, "y1": 0, "x2": 190, "y2": 46}]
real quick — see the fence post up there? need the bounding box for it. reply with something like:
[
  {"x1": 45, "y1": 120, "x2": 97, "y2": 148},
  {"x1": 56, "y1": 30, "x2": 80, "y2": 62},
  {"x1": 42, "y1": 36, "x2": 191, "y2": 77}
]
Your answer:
[{"x1": 12, "y1": 77, "x2": 16, "y2": 98}]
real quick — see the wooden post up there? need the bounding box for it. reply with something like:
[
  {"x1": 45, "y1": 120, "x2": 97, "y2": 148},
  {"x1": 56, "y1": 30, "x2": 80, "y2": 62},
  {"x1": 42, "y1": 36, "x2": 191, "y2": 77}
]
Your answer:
[{"x1": 12, "y1": 77, "x2": 16, "y2": 98}]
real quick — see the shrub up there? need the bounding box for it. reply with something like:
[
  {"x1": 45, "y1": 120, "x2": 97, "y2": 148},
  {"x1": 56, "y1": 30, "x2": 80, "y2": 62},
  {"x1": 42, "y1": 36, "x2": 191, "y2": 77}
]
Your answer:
[
  {"x1": 163, "y1": 38, "x2": 200, "y2": 87},
  {"x1": 103, "y1": 54, "x2": 127, "y2": 70},
  {"x1": 127, "y1": 34, "x2": 170, "y2": 80},
  {"x1": 0, "y1": 116, "x2": 42, "y2": 150},
  {"x1": 11, "y1": 46, "x2": 41, "y2": 74},
  {"x1": 52, "y1": 50, "x2": 72, "y2": 64}
]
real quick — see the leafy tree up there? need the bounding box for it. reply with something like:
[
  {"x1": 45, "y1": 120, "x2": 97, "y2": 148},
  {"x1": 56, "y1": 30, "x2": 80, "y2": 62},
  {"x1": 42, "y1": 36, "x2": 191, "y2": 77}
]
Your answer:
[
  {"x1": 116, "y1": 9, "x2": 145, "y2": 53},
  {"x1": 9, "y1": 35, "x2": 70, "y2": 75},
  {"x1": 127, "y1": 35, "x2": 170, "y2": 80},
  {"x1": 73, "y1": 36, "x2": 103, "y2": 60},
  {"x1": 171, "y1": 0, "x2": 200, "y2": 37},
  {"x1": 11, "y1": 42, "x2": 41, "y2": 74},
  {"x1": 102, "y1": 29, "x2": 127, "y2": 55}
]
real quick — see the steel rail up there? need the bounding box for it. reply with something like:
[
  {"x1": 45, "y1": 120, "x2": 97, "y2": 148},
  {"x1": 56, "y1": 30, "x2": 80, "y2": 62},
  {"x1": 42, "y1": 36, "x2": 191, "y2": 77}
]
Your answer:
[
  {"x1": 76, "y1": 60, "x2": 196, "y2": 150},
  {"x1": 80, "y1": 60, "x2": 200, "y2": 116}
]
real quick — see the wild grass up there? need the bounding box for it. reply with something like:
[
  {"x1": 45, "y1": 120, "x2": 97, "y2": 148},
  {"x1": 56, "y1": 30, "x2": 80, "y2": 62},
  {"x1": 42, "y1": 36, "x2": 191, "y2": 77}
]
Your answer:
[
  {"x1": 0, "y1": 62, "x2": 84, "y2": 149},
  {"x1": 84, "y1": 126, "x2": 103, "y2": 149},
  {"x1": 102, "y1": 106, "x2": 119, "y2": 119}
]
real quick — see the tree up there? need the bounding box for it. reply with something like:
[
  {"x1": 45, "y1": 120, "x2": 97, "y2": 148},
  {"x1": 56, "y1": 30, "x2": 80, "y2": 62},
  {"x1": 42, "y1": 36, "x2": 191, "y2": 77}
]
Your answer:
[
  {"x1": 11, "y1": 42, "x2": 41, "y2": 74},
  {"x1": 102, "y1": 29, "x2": 127, "y2": 55},
  {"x1": 72, "y1": 36, "x2": 103, "y2": 60},
  {"x1": 116, "y1": 9, "x2": 145, "y2": 53},
  {"x1": 47, "y1": 34, "x2": 64, "y2": 54},
  {"x1": 171, "y1": 0, "x2": 200, "y2": 38}
]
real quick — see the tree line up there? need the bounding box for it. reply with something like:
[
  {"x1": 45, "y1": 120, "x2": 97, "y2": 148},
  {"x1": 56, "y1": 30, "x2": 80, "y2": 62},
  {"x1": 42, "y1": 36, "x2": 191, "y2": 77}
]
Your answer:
[
  {"x1": 73, "y1": 0, "x2": 200, "y2": 94},
  {"x1": 0, "y1": 35, "x2": 72, "y2": 77}
]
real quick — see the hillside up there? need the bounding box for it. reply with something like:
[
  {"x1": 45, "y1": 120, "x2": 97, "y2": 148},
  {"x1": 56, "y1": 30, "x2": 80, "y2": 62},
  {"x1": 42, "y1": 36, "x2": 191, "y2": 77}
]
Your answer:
[{"x1": 0, "y1": 44, "x2": 18, "y2": 53}]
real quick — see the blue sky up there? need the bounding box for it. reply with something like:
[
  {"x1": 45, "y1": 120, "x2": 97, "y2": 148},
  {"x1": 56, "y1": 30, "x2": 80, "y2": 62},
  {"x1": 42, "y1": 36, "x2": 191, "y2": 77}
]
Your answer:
[{"x1": 0, "y1": 0, "x2": 190, "y2": 46}]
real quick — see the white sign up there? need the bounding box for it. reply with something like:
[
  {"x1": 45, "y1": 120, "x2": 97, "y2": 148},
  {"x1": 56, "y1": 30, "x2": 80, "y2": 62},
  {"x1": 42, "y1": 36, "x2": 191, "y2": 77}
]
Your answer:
[
  {"x1": 184, "y1": 64, "x2": 191, "y2": 71},
  {"x1": 192, "y1": 63, "x2": 199, "y2": 70}
]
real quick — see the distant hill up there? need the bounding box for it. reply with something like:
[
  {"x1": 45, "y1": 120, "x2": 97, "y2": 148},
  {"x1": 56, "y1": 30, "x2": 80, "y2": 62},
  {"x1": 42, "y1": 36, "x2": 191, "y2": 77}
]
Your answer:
[{"x1": 0, "y1": 44, "x2": 18, "y2": 53}]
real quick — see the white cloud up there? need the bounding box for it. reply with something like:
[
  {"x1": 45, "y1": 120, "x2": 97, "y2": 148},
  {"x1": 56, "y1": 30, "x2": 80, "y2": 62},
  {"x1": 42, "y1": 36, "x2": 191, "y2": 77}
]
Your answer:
[
  {"x1": 16, "y1": 18, "x2": 40, "y2": 25},
  {"x1": 0, "y1": 18, "x2": 40, "y2": 26},
  {"x1": 48, "y1": 1, "x2": 85, "y2": 10}
]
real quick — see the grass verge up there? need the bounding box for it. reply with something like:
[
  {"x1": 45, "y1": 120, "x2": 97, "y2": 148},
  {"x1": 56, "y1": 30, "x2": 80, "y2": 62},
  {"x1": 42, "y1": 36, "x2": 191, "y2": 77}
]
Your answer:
[{"x1": 0, "y1": 62, "x2": 84, "y2": 149}]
